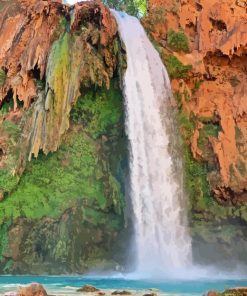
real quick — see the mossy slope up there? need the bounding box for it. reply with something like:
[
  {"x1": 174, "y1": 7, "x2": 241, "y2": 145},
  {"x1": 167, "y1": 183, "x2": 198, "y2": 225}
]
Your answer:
[{"x1": 0, "y1": 80, "x2": 127, "y2": 274}]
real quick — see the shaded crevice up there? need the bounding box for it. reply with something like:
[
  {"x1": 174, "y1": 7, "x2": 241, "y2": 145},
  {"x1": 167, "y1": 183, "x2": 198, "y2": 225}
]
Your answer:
[
  {"x1": 0, "y1": 88, "x2": 14, "y2": 110},
  {"x1": 28, "y1": 63, "x2": 41, "y2": 80},
  {"x1": 209, "y1": 18, "x2": 227, "y2": 31}
]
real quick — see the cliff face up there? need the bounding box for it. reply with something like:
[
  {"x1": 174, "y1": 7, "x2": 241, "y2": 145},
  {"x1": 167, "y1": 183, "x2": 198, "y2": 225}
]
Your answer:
[
  {"x1": 0, "y1": 0, "x2": 127, "y2": 274},
  {"x1": 143, "y1": 0, "x2": 247, "y2": 266}
]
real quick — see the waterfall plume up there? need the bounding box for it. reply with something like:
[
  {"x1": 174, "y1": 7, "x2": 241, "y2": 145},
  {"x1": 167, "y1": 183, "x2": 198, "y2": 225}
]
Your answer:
[{"x1": 111, "y1": 10, "x2": 192, "y2": 277}]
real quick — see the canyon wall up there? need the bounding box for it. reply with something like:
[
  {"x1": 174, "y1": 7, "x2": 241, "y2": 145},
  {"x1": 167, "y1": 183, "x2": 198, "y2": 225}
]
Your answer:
[
  {"x1": 143, "y1": 0, "x2": 247, "y2": 266},
  {"x1": 1, "y1": 0, "x2": 247, "y2": 273},
  {"x1": 0, "y1": 0, "x2": 128, "y2": 274}
]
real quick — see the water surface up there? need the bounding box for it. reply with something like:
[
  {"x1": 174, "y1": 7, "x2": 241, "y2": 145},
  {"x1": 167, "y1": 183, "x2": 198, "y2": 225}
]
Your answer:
[{"x1": 1, "y1": 276, "x2": 247, "y2": 296}]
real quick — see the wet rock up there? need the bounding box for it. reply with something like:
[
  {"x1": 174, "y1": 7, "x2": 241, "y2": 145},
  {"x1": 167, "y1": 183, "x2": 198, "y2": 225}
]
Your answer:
[
  {"x1": 223, "y1": 288, "x2": 247, "y2": 296},
  {"x1": 207, "y1": 288, "x2": 247, "y2": 296},
  {"x1": 77, "y1": 285, "x2": 100, "y2": 292},
  {"x1": 207, "y1": 291, "x2": 222, "y2": 296},
  {"x1": 111, "y1": 291, "x2": 132, "y2": 295},
  {"x1": 4, "y1": 292, "x2": 17, "y2": 296},
  {"x1": 17, "y1": 283, "x2": 47, "y2": 296}
]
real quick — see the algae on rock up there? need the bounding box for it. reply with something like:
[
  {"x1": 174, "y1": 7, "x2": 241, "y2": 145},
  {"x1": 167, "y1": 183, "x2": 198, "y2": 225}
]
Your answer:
[
  {"x1": 0, "y1": 78, "x2": 127, "y2": 274},
  {"x1": 0, "y1": 1, "x2": 128, "y2": 274}
]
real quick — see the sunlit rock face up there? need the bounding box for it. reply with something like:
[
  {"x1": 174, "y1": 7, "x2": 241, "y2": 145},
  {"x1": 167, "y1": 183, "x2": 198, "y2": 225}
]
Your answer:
[
  {"x1": 144, "y1": 0, "x2": 247, "y2": 206},
  {"x1": 143, "y1": 0, "x2": 247, "y2": 267},
  {"x1": 0, "y1": 0, "x2": 119, "y2": 183}
]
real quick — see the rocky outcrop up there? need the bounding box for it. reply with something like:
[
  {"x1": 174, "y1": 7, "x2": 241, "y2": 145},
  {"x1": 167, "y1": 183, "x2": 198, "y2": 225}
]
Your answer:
[
  {"x1": 0, "y1": 0, "x2": 127, "y2": 274},
  {"x1": 17, "y1": 283, "x2": 47, "y2": 296},
  {"x1": 0, "y1": 0, "x2": 123, "y2": 196},
  {"x1": 143, "y1": 0, "x2": 247, "y2": 266},
  {"x1": 77, "y1": 285, "x2": 100, "y2": 292},
  {"x1": 207, "y1": 287, "x2": 247, "y2": 296},
  {"x1": 145, "y1": 0, "x2": 247, "y2": 203}
]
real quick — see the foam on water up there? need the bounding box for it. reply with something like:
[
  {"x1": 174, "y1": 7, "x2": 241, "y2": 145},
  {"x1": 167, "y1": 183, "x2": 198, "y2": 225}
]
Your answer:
[{"x1": 1, "y1": 276, "x2": 247, "y2": 296}]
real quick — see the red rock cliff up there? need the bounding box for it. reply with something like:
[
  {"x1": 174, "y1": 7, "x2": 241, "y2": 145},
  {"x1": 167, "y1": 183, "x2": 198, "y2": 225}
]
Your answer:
[{"x1": 144, "y1": 0, "x2": 247, "y2": 204}]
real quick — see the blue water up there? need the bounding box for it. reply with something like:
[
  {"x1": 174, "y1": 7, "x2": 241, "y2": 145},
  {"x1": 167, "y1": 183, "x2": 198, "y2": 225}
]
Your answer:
[{"x1": 1, "y1": 276, "x2": 247, "y2": 295}]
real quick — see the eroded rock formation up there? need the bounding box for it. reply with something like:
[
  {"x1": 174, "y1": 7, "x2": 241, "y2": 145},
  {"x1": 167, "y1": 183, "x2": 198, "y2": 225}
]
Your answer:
[
  {"x1": 144, "y1": 0, "x2": 247, "y2": 266},
  {"x1": 145, "y1": 0, "x2": 247, "y2": 202},
  {"x1": 0, "y1": 0, "x2": 127, "y2": 274},
  {"x1": 0, "y1": 0, "x2": 122, "y2": 195}
]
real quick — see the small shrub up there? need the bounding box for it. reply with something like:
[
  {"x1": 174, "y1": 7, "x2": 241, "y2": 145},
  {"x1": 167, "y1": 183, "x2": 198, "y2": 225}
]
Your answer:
[
  {"x1": 164, "y1": 55, "x2": 192, "y2": 79},
  {"x1": 198, "y1": 123, "x2": 220, "y2": 159},
  {"x1": 167, "y1": 29, "x2": 189, "y2": 52},
  {"x1": 192, "y1": 79, "x2": 203, "y2": 94}
]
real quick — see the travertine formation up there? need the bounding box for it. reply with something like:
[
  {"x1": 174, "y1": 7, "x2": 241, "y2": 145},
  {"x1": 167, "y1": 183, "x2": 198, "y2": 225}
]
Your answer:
[
  {"x1": 0, "y1": 0, "x2": 120, "y2": 195},
  {"x1": 145, "y1": 0, "x2": 247, "y2": 204},
  {"x1": 0, "y1": 0, "x2": 127, "y2": 274},
  {"x1": 143, "y1": 0, "x2": 247, "y2": 266}
]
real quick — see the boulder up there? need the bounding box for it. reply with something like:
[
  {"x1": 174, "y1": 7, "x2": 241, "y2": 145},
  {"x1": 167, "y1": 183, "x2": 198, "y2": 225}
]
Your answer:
[
  {"x1": 17, "y1": 283, "x2": 47, "y2": 296},
  {"x1": 223, "y1": 288, "x2": 247, "y2": 296},
  {"x1": 111, "y1": 291, "x2": 132, "y2": 295},
  {"x1": 77, "y1": 285, "x2": 100, "y2": 292},
  {"x1": 207, "y1": 291, "x2": 222, "y2": 296},
  {"x1": 206, "y1": 288, "x2": 247, "y2": 296}
]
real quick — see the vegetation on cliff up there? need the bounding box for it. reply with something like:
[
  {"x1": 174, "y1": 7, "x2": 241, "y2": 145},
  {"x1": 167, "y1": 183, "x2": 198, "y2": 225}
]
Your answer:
[
  {"x1": 0, "y1": 79, "x2": 127, "y2": 274},
  {"x1": 143, "y1": 0, "x2": 247, "y2": 266},
  {"x1": 0, "y1": 0, "x2": 128, "y2": 274},
  {"x1": 103, "y1": 0, "x2": 147, "y2": 16},
  {"x1": 167, "y1": 30, "x2": 189, "y2": 53}
]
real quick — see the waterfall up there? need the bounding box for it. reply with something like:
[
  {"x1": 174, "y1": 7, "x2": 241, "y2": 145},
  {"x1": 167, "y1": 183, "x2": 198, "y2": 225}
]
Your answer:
[{"x1": 111, "y1": 11, "x2": 192, "y2": 276}]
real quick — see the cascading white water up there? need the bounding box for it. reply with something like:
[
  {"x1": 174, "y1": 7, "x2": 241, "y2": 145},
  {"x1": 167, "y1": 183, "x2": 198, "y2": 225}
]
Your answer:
[{"x1": 111, "y1": 11, "x2": 192, "y2": 276}]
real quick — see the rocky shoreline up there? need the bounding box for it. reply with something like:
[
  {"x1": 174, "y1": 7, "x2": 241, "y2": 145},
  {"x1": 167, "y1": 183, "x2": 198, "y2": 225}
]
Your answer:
[{"x1": 3, "y1": 283, "x2": 247, "y2": 296}]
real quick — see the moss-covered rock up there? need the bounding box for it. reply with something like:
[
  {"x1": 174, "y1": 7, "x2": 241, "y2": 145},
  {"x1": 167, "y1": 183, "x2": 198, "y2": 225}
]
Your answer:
[{"x1": 0, "y1": 76, "x2": 128, "y2": 274}]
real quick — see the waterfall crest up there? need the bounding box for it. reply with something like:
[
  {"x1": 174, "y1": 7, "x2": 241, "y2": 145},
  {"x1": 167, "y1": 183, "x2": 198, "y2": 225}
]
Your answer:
[{"x1": 111, "y1": 11, "x2": 192, "y2": 276}]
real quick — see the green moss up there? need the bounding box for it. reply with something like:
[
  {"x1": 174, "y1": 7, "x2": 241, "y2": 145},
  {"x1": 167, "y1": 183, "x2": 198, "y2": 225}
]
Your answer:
[
  {"x1": 235, "y1": 126, "x2": 243, "y2": 141},
  {"x1": 176, "y1": 111, "x2": 227, "y2": 218},
  {"x1": 0, "y1": 170, "x2": 19, "y2": 195},
  {"x1": 0, "y1": 69, "x2": 6, "y2": 87},
  {"x1": 71, "y1": 80, "x2": 123, "y2": 139},
  {"x1": 184, "y1": 88, "x2": 191, "y2": 102},
  {"x1": 0, "y1": 74, "x2": 125, "y2": 239},
  {"x1": 198, "y1": 123, "x2": 220, "y2": 158},
  {"x1": 192, "y1": 80, "x2": 203, "y2": 94},
  {"x1": 177, "y1": 111, "x2": 211, "y2": 207},
  {"x1": 236, "y1": 159, "x2": 246, "y2": 177},
  {"x1": 0, "y1": 99, "x2": 14, "y2": 116},
  {"x1": 164, "y1": 55, "x2": 192, "y2": 80},
  {"x1": 0, "y1": 223, "x2": 9, "y2": 261},
  {"x1": 0, "y1": 129, "x2": 123, "y2": 224},
  {"x1": 183, "y1": 146, "x2": 211, "y2": 207},
  {"x1": 0, "y1": 120, "x2": 21, "y2": 194},
  {"x1": 174, "y1": 91, "x2": 182, "y2": 107},
  {"x1": 178, "y1": 111, "x2": 195, "y2": 142},
  {"x1": 167, "y1": 29, "x2": 189, "y2": 52}
]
